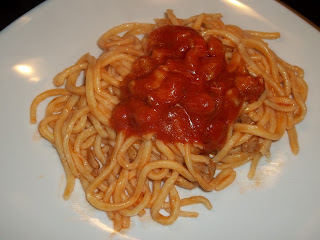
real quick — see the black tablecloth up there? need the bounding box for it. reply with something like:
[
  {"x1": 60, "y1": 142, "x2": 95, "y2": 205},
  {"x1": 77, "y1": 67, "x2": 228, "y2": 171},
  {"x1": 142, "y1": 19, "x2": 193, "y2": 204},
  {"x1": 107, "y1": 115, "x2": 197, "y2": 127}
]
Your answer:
[{"x1": 1, "y1": 0, "x2": 319, "y2": 31}]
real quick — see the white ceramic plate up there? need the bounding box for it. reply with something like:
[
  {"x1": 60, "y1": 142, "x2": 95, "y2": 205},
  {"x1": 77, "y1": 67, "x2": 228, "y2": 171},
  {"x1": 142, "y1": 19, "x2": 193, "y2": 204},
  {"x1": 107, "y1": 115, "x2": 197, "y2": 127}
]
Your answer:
[{"x1": 1, "y1": 0, "x2": 319, "y2": 239}]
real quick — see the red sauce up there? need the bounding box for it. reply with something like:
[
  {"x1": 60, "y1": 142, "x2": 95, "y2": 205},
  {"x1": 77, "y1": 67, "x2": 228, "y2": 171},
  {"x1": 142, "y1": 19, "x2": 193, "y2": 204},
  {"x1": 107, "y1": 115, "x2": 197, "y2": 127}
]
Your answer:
[{"x1": 111, "y1": 25, "x2": 264, "y2": 152}]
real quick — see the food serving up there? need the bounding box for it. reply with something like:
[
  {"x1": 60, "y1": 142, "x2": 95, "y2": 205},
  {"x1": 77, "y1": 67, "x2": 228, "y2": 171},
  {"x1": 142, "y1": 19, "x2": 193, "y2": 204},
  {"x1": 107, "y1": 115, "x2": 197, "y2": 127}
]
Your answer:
[{"x1": 30, "y1": 10, "x2": 308, "y2": 231}]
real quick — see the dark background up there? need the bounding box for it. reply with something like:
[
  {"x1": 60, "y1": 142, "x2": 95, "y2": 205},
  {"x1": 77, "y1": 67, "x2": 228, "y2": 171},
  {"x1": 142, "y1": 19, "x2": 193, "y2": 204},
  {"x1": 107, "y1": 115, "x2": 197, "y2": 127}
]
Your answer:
[{"x1": 0, "y1": 0, "x2": 319, "y2": 31}]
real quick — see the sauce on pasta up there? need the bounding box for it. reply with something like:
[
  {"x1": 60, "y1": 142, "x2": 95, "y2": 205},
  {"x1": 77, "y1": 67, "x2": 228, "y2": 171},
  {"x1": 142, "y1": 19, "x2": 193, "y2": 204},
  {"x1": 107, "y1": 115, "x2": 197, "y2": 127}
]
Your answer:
[
  {"x1": 111, "y1": 25, "x2": 265, "y2": 152},
  {"x1": 30, "y1": 10, "x2": 308, "y2": 232}
]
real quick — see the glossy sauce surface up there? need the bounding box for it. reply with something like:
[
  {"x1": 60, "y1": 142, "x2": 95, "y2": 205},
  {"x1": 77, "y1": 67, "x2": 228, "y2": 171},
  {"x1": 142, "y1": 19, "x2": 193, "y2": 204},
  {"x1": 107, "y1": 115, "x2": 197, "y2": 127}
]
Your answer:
[{"x1": 111, "y1": 25, "x2": 264, "y2": 152}]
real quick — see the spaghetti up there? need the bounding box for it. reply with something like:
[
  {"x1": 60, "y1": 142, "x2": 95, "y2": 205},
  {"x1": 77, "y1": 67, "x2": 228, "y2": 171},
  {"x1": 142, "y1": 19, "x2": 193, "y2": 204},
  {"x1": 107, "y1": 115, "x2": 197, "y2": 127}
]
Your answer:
[{"x1": 30, "y1": 10, "x2": 307, "y2": 231}]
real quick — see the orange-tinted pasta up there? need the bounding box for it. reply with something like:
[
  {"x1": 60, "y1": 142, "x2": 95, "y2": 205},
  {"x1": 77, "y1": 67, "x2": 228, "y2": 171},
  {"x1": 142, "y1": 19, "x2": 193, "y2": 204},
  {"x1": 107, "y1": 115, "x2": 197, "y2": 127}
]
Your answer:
[{"x1": 30, "y1": 10, "x2": 307, "y2": 232}]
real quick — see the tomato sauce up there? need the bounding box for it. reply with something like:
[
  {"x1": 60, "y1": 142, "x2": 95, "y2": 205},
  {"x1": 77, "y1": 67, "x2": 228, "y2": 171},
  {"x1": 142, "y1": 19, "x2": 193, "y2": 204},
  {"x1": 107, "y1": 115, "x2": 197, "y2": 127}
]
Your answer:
[{"x1": 111, "y1": 25, "x2": 264, "y2": 152}]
